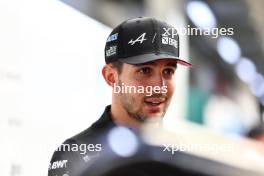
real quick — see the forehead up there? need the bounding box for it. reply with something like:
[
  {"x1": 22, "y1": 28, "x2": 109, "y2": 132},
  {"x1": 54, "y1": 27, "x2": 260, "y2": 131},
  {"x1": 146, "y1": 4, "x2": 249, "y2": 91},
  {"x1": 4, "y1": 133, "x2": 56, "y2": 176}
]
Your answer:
[{"x1": 129, "y1": 59, "x2": 178, "y2": 68}]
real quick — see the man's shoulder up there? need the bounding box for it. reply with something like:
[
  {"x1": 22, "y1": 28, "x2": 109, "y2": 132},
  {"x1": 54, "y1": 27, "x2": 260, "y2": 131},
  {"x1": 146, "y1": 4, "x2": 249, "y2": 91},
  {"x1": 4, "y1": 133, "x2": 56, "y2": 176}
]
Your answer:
[
  {"x1": 70, "y1": 125, "x2": 97, "y2": 143},
  {"x1": 48, "y1": 126, "x2": 104, "y2": 176},
  {"x1": 70, "y1": 118, "x2": 113, "y2": 144},
  {"x1": 48, "y1": 106, "x2": 114, "y2": 176},
  {"x1": 55, "y1": 121, "x2": 106, "y2": 159}
]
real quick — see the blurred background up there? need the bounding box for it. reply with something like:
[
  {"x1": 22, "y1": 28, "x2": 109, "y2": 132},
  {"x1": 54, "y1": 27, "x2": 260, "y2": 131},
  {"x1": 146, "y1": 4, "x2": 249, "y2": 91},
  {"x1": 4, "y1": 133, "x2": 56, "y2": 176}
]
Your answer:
[{"x1": 1, "y1": 0, "x2": 264, "y2": 175}]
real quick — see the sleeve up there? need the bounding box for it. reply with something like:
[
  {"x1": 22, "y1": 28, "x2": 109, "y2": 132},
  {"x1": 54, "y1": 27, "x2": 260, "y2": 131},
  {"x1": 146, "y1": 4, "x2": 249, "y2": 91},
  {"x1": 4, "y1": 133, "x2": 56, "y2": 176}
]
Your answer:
[{"x1": 48, "y1": 139, "x2": 86, "y2": 176}]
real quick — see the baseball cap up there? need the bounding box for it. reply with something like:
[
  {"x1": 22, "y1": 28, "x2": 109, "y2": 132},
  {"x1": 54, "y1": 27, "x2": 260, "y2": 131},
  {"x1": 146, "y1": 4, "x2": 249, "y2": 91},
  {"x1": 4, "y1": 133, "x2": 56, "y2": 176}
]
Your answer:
[{"x1": 105, "y1": 17, "x2": 192, "y2": 67}]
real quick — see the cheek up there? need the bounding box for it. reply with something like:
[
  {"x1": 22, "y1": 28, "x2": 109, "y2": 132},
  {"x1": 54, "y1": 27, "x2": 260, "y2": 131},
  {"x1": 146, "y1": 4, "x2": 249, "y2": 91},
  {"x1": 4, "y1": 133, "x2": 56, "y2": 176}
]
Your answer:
[
  {"x1": 166, "y1": 82, "x2": 175, "y2": 96},
  {"x1": 118, "y1": 77, "x2": 145, "y2": 100},
  {"x1": 119, "y1": 71, "x2": 139, "y2": 86}
]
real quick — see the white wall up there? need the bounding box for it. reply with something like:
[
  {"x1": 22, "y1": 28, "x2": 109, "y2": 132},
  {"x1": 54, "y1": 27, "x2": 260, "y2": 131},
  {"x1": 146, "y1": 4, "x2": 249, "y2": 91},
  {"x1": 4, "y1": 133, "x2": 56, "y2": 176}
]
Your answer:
[{"x1": 0, "y1": 0, "x2": 111, "y2": 175}]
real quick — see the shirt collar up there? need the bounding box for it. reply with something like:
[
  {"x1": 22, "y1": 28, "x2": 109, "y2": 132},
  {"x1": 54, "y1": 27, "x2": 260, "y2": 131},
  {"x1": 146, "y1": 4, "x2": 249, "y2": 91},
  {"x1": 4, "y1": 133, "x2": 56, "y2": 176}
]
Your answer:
[{"x1": 91, "y1": 105, "x2": 116, "y2": 130}]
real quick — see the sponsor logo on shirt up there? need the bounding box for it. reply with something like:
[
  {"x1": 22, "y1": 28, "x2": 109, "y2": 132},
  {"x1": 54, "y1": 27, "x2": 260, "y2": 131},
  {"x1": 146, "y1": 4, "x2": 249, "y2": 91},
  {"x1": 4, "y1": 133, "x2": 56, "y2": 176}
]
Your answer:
[
  {"x1": 82, "y1": 153, "x2": 100, "y2": 163},
  {"x1": 48, "y1": 160, "x2": 68, "y2": 170}
]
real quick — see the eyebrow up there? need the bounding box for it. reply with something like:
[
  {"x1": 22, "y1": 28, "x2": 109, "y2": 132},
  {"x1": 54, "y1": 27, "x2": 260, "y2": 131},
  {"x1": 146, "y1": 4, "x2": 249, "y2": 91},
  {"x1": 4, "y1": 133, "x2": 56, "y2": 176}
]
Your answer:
[{"x1": 166, "y1": 63, "x2": 177, "y2": 68}]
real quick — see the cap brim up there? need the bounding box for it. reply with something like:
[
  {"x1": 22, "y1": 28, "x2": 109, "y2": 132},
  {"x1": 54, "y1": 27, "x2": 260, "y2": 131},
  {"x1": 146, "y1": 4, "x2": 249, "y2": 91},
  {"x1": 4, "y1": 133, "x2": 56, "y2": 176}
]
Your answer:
[{"x1": 120, "y1": 53, "x2": 192, "y2": 67}]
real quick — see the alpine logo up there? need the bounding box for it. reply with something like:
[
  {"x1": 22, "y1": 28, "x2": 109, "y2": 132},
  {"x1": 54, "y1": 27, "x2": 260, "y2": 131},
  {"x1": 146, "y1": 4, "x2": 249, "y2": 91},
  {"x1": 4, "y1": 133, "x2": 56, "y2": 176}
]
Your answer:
[{"x1": 128, "y1": 33, "x2": 147, "y2": 45}]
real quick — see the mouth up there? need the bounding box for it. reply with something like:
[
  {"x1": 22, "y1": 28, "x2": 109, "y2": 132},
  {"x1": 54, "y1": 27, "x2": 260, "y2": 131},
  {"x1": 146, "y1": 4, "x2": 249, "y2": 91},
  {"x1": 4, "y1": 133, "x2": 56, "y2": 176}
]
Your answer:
[{"x1": 144, "y1": 97, "x2": 166, "y2": 106}]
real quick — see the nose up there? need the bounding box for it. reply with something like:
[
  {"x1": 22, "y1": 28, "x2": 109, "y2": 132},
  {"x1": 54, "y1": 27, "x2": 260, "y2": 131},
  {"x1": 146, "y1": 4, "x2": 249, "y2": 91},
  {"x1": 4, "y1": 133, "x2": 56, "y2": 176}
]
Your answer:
[{"x1": 151, "y1": 72, "x2": 166, "y2": 87}]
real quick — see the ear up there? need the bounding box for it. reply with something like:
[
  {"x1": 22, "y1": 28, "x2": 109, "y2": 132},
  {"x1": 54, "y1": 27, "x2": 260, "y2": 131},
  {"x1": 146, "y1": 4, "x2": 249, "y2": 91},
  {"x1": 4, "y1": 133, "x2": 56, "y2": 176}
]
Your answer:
[{"x1": 102, "y1": 64, "x2": 117, "y2": 87}]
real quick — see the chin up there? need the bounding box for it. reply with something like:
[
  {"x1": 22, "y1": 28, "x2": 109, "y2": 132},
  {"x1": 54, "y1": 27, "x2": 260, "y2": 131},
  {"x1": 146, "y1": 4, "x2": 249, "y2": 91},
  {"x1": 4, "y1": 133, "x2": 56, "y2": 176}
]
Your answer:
[{"x1": 145, "y1": 112, "x2": 164, "y2": 119}]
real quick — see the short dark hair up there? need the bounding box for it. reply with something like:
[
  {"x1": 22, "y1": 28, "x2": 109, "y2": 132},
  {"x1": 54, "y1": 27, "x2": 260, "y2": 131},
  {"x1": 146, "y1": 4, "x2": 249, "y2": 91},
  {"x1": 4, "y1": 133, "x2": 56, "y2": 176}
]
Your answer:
[{"x1": 111, "y1": 60, "x2": 123, "y2": 74}]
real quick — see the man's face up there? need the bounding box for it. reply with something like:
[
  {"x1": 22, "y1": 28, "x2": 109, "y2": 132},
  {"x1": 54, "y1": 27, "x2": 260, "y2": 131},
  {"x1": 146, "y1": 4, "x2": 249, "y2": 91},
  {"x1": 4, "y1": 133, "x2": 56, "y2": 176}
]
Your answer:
[{"x1": 115, "y1": 59, "x2": 177, "y2": 122}]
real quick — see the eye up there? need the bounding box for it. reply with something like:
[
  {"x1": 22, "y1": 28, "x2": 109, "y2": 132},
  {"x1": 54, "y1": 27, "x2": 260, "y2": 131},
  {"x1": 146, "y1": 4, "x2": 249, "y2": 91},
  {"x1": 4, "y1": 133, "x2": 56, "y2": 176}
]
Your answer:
[
  {"x1": 138, "y1": 67, "x2": 152, "y2": 75},
  {"x1": 163, "y1": 68, "x2": 175, "y2": 76}
]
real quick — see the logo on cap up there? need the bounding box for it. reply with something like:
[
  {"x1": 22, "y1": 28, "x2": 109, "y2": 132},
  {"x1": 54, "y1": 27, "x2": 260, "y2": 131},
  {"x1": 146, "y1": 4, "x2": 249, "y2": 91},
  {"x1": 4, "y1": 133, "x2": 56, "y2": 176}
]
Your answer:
[
  {"x1": 162, "y1": 28, "x2": 178, "y2": 48},
  {"x1": 128, "y1": 32, "x2": 147, "y2": 45},
  {"x1": 106, "y1": 46, "x2": 117, "y2": 57},
  {"x1": 106, "y1": 33, "x2": 118, "y2": 43}
]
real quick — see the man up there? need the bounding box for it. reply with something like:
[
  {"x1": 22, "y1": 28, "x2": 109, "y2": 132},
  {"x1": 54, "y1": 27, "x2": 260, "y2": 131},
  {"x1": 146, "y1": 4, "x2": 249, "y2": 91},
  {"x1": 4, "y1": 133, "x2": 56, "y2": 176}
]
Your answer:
[{"x1": 48, "y1": 17, "x2": 191, "y2": 176}]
